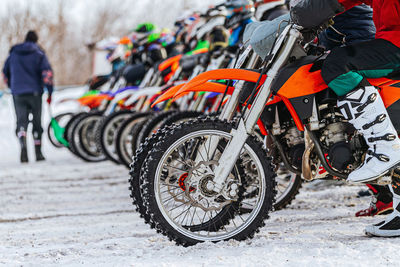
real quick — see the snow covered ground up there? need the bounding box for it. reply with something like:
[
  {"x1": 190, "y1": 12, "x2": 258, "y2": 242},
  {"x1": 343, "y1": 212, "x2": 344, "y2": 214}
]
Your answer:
[{"x1": 1, "y1": 89, "x2": 400, "y2": 266}]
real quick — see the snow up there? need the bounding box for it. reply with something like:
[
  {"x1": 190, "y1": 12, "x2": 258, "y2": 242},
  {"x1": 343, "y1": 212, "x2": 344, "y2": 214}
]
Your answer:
[{"x1": 1, "y1": 89, "x2": 400, "y2": 266}]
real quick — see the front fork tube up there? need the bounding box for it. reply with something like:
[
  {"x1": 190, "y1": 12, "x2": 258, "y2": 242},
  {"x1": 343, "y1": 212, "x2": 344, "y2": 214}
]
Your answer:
[
  {"x1": 193, "y1": 52, "x2": 258, "y2": 163},
  {"x1": 135, "y1": 96, "x2": 147, "y2": 112},
  {"x1": 218, "y1": 80, "x2": 245, "y2": 121},
  {"x1": 193, "y1": 53, "x2": 272, "y2": 181},
  {"x1": 211, "y1": 28, "x2": 301, "y2": 192}
]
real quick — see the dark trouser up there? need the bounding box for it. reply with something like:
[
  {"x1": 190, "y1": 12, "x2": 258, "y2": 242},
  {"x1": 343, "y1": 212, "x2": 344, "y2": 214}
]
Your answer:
[
  {"x1": 321, "y1": 39, "x2": 400, "y2": 96},
  {"x1": 367, "y1": 184, "x2": 393, "y2": 204},
  {"x1": 13, "y1": 93, "x2": 43, "y2": 140}
]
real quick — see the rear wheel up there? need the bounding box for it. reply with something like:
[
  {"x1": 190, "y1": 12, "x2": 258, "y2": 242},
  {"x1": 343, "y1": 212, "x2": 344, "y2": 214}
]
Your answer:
[
  {"x1": 64, "y1": 112, "x2": 88, "y2": 155},
  {"x1": 70, "y1": 112, "x2": 106, "y2": 162},
  {"x1": 97, "y1": 110, "x2": 134, "y2": 164},
  {"x1": 136, "y1": 111, "x2": 177, "y2": 146},
  {"x1": 129, "y1": 126, "x2": 172, "y2": 226},
  {"x1": 160, "y1": 111, "x2": 203, "y2": 129},
  {"x1": 140, "y1": 118, "x2": 276, "y2": 246},
  {"x1": 129, "y1": 111, "x2": 204, "y2": 223},
  {"x1": 115, "y1": 112, "x2": 152, "y2": 167},
  {"x1": 274, "y1": 168, "x2": 302, "y2": 210}
]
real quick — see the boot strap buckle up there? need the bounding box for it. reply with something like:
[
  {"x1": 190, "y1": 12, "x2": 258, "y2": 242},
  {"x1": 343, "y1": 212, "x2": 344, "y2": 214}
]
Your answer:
[
  {"x1": 367, "y1": 150, "x2": 390, "y2": 162},
  {"x1": 368, "y1": 133, "x2": 397, "y2": 143},
  {"x1": 356, "y1": 93, "x2": 377, "y2": 113},
  {"x1": 362, "y1": 114, "x2": 386, "y2": 130}
]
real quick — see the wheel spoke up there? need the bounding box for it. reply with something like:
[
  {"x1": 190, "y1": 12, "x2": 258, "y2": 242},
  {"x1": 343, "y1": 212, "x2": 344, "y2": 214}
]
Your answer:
[
  {"x1": 153, "y1": 126, "x2": 268, "y2": 241},
  {"x1": 165, "y1": 164, "x2": 187, "y2": 173},
  {"x1": 162, "y1": 191, "x2": 185, "y2": 203},
  {"x1": 174, "y1": 205, "x2": 192, "y2": 221}
]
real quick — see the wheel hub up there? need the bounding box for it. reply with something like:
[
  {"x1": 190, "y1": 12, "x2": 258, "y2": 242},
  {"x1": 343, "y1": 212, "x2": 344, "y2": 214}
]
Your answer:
[{"x1": 181, "y1": 160, "x2": 232, "y2": 211}]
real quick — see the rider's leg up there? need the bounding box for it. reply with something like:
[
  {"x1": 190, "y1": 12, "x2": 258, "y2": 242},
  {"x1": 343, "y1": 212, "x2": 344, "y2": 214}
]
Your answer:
[
  {"x1": 365, "y1": 170, "x2": 400, "y2": 237},
  {"x1": 321, "y1": 39, "x2": 400, "y2": 183},
  {"x1": 13, "y1": 95, "x2": 30, "y2": 163},
  {"x1": 356, "y1": 184, "x2": 393, "y2": 217},
  {"x1": 29, "y1": 94, "x2": 45, "y2": 161}
]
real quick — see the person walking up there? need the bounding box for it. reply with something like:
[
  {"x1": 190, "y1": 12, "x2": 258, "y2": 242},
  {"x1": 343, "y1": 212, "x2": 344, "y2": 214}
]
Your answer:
[{"x1": 2, "y1": 30, "x2": 54, "y2": 163}]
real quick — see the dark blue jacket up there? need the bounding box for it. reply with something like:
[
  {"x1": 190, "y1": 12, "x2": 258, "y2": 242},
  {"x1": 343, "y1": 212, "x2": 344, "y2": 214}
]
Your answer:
[
  {"x1": 3, "y1": 42, "x2": 54, "y2": 96},
  {"x1": 319, "y1": 4, "x2": 376, "y2": 50}
]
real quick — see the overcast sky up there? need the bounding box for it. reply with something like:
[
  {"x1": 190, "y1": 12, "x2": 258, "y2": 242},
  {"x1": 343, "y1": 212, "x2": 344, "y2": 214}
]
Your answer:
[{"x1": 0, "y1": 0, "x2": 222, "y2": 28}]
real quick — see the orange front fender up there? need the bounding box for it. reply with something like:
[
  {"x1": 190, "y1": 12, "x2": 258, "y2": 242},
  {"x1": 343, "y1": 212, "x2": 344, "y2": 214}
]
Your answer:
[
  {"x1": 152, "y1": 81, "x2": 236, "y2": 107},
  {"x1": 78, "y1": 94, "x2": 111, "y2": 107},
  {"x1": 151, "y1": 83, "x2": 186, "y2": 107},
  {"x1": 174, "y1": 69, "x2": 265, "y2": 98},
  {"x1": 158, "y1": 55, "x2": 182, "y2": 72},
  {"x1": 173, "y1": 82, "x2": 235, "y2": 100}
]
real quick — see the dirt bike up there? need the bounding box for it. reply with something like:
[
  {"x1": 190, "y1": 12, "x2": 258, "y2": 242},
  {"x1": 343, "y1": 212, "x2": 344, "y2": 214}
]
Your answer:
[
  {"x1": 113, "y1": 50, "x2": 211, "y2": 167},
  {"x1": 136, "y1": 19, "x2": 400, "y2": 246},
  {"x1": 64, "y1": 48, "x2": 168, "y2": 163},
  {"x1": 128, "y1": 44, "x2": 297, "y2": 231},
  {"x1": 148, "y1": 43, "x2": 303, "y2": 206},
  {"x1": 116, "y1": 7, "x2": 242, "y2": 167}
]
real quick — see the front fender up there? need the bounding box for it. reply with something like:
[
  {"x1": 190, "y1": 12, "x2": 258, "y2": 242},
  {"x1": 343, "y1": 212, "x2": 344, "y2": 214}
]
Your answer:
[
  {"x1": 174, "y1": 69, "x2": 265, "y2": 98},
  {"x1": 151, "y1": 83, "x2": 186, "y2": 107},
  {"x1": 173, "y1": 82, "x2": 235, "y2": 99}
]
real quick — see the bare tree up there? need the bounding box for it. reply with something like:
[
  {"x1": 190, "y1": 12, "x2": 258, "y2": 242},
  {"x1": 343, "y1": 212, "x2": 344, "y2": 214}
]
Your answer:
[{"x1": 0, "y1": 0, "x2": 219, "y2": 88}]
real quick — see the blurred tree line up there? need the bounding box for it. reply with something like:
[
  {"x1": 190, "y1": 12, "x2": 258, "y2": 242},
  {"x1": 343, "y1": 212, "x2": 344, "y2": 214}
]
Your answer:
[{"x1": 0, "y1": 0, "x2": 217, "y2": 87}]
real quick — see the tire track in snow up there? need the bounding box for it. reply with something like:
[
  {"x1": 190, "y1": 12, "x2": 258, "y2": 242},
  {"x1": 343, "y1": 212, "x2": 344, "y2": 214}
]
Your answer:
[{"x1": 0, "y1": 210, "x2": 133, "y2": 223}]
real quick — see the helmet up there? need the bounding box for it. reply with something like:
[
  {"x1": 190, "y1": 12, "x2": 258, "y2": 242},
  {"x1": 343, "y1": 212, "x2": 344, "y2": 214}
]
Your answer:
[
  {"x1": 289, "y1": 0, "x2": 302, "y2": 9},
  {"x1": 118, "y1": 36, "x2": 132, "y2": 45},
  {"x1": 135, "y1": 23, "x2": 156, "y2": 33},
  {"x1": 132, "y1": 23, "x2": 157, "y2": 42},
  {"x1": 225, "y1": 0, "x2": 254, "y2": 10},
  {"x1": 175, "y1": 10, "x2": 194, "y2": 25},
  {"x1": 254, "y1": 0, "x2": 287, "y2": 21},
  {"x1": 255, "y1": 0, "x2": 285, "y2": 3},
  {"x1": 147, "y1": 44, "x2": 167, "y2": 64},
  {"x1": 147, "y1": 32, "x2": 162, "y2": 44},
  {"x1": 147, "y1": 29, "x2": 175, "y2": 47},
  {"x1": 224, "y1": 0, "x2": 254, "y2": 29},
  {"x1": 206, "y1": 5, "x2": 228, "y2": 18},
  {"x1": 107, "y1": 44, "x2": 125, "y2": 63}
]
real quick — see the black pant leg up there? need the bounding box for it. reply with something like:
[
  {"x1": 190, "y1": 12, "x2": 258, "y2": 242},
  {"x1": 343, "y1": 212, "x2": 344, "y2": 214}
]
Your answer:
[
  {"x1": 13, "y1": 95, "x2": 30, "y2": 135},
  {"x1": 28, "y1": 94, "x2": 43, "y2": 140},
  {"x1": 321, "y1": 39, "x2": 400, "y2": 96},
  {"x1": 369, "y1": 184, "x2": 393, "y2": 204}
]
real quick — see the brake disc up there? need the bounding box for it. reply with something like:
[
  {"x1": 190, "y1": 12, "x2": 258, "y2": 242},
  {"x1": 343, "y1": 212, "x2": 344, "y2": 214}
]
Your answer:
[{"x1": 164, "y1": 159, "x2": 236, "y2": 212}]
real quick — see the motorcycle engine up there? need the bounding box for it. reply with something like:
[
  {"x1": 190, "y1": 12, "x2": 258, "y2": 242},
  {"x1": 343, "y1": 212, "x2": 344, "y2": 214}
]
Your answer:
[
  {"x1": 284, "y1": 127, "x2": 305, "y2": 170},
  {"x1": 320, "y1": 122, "x2": 358, "y2": 171}
]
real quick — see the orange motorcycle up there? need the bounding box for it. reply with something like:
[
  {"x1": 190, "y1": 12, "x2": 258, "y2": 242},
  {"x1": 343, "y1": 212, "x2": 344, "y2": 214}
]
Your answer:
[{"x1": 133, "y1": 21, "x2": 400, "y2": 246}]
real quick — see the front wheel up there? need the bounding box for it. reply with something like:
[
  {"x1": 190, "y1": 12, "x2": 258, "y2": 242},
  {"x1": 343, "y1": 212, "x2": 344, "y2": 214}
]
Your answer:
[
  {"x1": 97, "y1": 110, "x2": 134, "y2": 164},
  {"x1": 71, "y1": 112, "x2": 106, "y2": 162},
  {"x1": 47, "y1": 112, "x2": 74, "y2": 148},
  {"x1": 140, "y1": 118, "x2": 276, "y2": 246}
]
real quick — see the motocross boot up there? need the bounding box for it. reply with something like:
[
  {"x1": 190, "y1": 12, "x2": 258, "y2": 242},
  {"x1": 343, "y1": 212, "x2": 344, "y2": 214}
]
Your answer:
[
  {"x1": 337, "y1": 85, "x2": 400, "y2": 183},
  {"x1": 34, "y1": 139, "x2": 45, "y2": 161},
  {"x1": 33, "y1": 131, "x2": 45, "y2": 161},
  {"x1": 18, "y1": 131, "x2": 28, "y2": 163},
  {"x1": 356, "y1": 184, "x2": 393, "y2": 217},
  {"x1": 365, "y1": 170, "x2": 400, "y2": 237},
  {"x1": 355, "y1": 197, "x2": 393, "y2": 217}
]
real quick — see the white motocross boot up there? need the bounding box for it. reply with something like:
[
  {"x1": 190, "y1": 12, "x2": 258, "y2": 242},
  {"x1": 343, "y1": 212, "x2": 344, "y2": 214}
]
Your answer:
[
  {"x1": 365, "y1": 174, "x2": 400, "y2": 237},
  {"x1": 337, "y1": 85, "x2": 400, "y2": 183}
]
